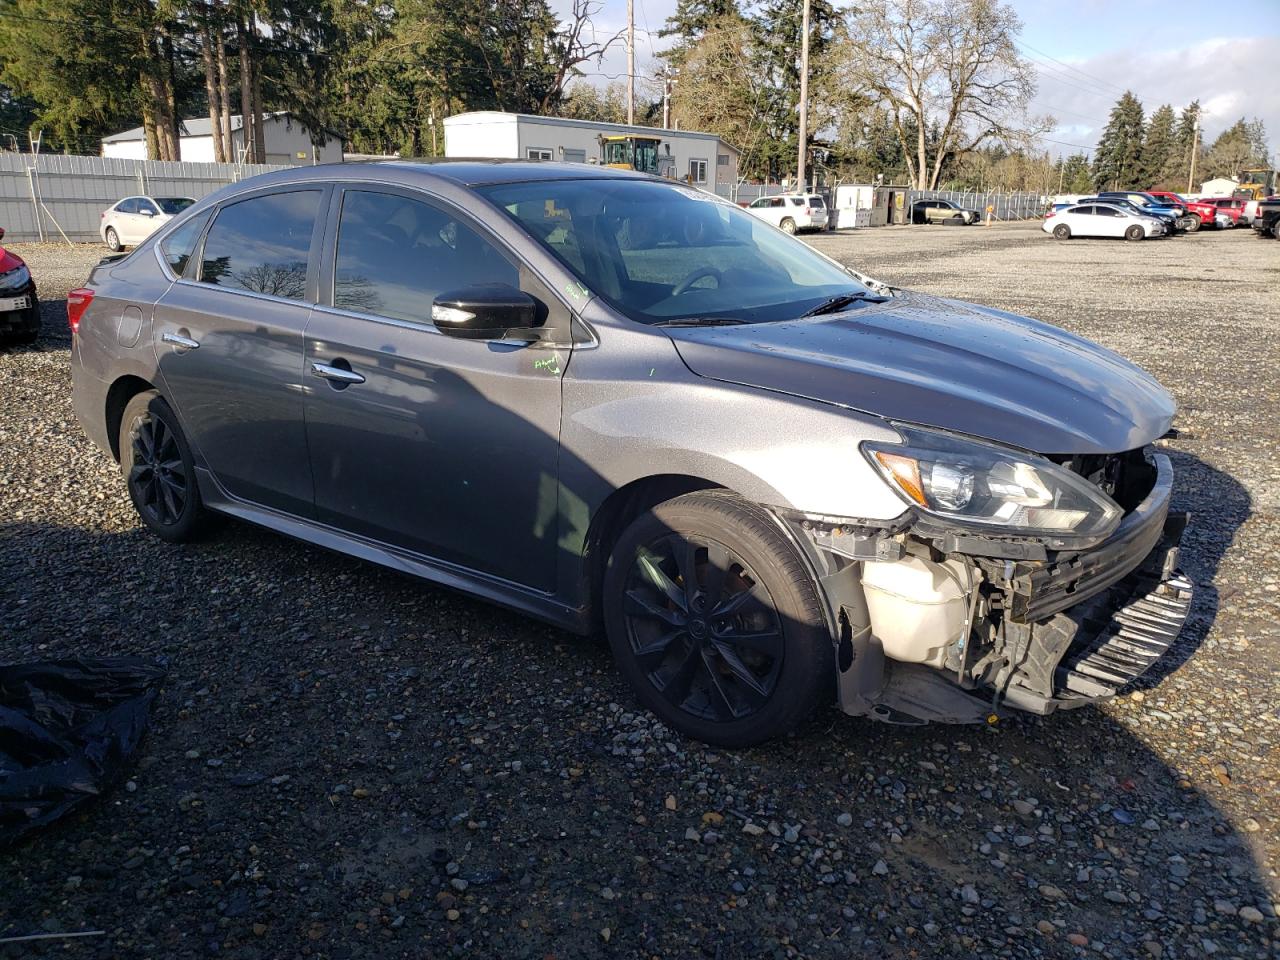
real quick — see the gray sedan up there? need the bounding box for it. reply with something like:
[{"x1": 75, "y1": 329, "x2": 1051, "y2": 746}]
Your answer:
[{"x1": 70, "y1": 162, "x2": 1191, "y2": 746}]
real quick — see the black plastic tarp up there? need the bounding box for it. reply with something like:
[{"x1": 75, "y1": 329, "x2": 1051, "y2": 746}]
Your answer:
[{"x1": 0, "y1": 657, "x2": 166, "y2": 846}]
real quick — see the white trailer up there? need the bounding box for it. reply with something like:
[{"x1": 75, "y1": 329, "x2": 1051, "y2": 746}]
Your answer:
[{"x1": 443, "y1": 112, "x2": 740, "y2": 191}]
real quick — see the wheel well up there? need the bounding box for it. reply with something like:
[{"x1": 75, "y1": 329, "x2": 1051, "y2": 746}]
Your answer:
[
  {"x1": 583, "y1": 474, "x2": 722, "y2": 628},
  {"x1": 104, "y1": 375, "x2": 155, "y2": 462}
]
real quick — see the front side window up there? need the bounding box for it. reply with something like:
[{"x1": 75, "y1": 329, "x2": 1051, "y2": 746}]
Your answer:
[
  {"x1": 1096, "y1": 206, "x2": 1119, "y2": 217},
  {"x1": 139, "y1": 199, "x2": 159, "y2": 216},
  {"x1": 480, "y1": 178, "x2": 868, "y2": 325},
  {"x1": 156, "y1": 197, "x2": 195, "y2": 215},
  {"x1": 199, "y1": 190, "x2": 320, "y2": 300},
  {"x1": 160, "y1": 211, "x2": 212, "y2": 277},
  {"x1": 333, "y1": 190, "x2": 518, "y2": 323},
  {"x1": 118, "y1": 198, "x2": 139, "y2": 214}
]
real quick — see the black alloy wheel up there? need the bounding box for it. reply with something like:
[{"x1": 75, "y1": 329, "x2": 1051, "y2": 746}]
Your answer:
[
  {"x1": 129, "y1": 412, "x2": 187, "y2": 526},
  {"x1": 119, "y1": 391, "x2": 208, "y2": 542},
  {"x1": 622, "y1": 533, "x2": 784, "y2": 724},
  {"x1": 603, "y1": 490, "x2": 832, "y2": 747}
]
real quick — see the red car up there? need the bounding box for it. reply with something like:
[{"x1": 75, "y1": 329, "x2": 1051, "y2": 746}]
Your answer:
[
  {"x1": 0, "y1": 227, "x2": 39, "y2": 345},
  {"x1": 1146, "y1": 191, "x2": 1216, "y2": 231},
  {"x1": 1204, "y1": 197, "x2": 1246, "y2": 227}
]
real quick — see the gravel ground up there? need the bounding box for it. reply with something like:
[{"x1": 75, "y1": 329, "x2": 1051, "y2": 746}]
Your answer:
[{"x1": 1, "y1": 224, "x2": 1277, "y2": 959}]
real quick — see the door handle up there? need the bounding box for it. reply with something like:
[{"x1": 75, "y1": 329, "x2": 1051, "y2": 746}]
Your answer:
[
  {"x1": 311, "y1": 361, "x2": 365, "y2": 386},
  {"x1": 161, "y1": 332, "x2": 200, "y2": 350}
]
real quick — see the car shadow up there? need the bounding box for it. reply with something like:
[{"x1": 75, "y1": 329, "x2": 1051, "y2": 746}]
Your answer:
[{"x1": 0, "y1": 296, "x2": 68, "y2": 354}]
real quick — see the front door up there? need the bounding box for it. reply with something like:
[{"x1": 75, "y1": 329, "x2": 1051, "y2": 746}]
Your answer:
[
  {"x1": 153, "y1": 187, "x2": 326, "y2": 516},
  {"x1": 302, "y1": 187, "x2": 564, "y2": 592}
]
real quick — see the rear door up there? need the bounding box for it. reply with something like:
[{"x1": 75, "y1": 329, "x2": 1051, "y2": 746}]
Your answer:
[
  {"x1": 153, "y1": 186, "x2": 327, "y2": 517},
  {"x1": 301, "y1": 186, "x2": 566, "y2": 590}
]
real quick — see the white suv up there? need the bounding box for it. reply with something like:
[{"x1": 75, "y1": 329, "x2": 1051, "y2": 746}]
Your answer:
[
  {"x1": 101, "y1": 196, "x2": 196, "y2": 251},
  {"x1": 745, "y1": 194, "x2": 828, "y2": 234}
]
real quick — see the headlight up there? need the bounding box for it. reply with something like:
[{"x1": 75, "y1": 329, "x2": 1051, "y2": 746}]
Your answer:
[
  {"x1": 862, "y1": 426, "x2": 1122, "y2": 543},
  {"x1": 0, "y1": 264, "x2": 30, "y2": 288}
]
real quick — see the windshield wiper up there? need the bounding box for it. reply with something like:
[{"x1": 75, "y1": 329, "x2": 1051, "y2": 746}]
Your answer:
[
  {"x1": 802, "y1": 290, "x2": 890, "y2": 318},
  {"x1": 654, "y1": 316, "x2": 747, "y2": 327}
]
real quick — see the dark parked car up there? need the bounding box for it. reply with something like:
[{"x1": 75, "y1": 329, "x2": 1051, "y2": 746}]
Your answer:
[
  {"x1": 1252, "y1": 196, "x2": 1280, "y2": 238},
  {"x1": 70, "y1": 162, "x2": 1191, "y2": 746},
  {"x1": 0, "y1": 227, "x2": 39, "y2": 345},
  {"x1": 912, "y1": 198, "x2": 980, "y2": 224}
]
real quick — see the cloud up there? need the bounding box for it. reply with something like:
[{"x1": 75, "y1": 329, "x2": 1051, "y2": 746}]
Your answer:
[{"x1": 1030, "y1": 36, "x2": 1280, "y2": 157}]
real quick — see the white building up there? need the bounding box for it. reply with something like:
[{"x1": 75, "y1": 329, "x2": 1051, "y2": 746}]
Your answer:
[
  {"x1": 443, "y1": 111, "x2": 740, "y2": 190},
  {"x1": 1197, "y1": 177, "x2": 1240, "y2": 198},
  {"x1": 101, "y1": 112, "x2": 341, "y2": 165}
]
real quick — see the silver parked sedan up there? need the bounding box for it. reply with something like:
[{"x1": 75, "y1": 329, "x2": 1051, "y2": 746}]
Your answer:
[{"x1": 70, "y1": 162, "x2": 1192, "y2": 746}]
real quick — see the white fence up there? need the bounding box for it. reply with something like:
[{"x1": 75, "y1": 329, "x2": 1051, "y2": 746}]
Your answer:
[{"x1": 0, "y1": 153, "x2": 291, "y2": 243}]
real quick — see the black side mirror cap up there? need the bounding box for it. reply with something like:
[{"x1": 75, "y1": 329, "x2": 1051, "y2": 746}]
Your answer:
[{"x1": 432, "y1": 284, "x2": 539, "y2": 340}]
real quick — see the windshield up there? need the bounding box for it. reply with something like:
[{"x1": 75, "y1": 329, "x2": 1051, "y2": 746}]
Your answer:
[
  {"x1": 477, "y1": 179, "x2": 868, "y2": 325},
  {"x1": 155, "y1": 197, "x2": 195, "y2": 215}
]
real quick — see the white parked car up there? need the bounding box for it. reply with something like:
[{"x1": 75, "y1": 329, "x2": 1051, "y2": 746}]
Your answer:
[
  {"x1": 1043, "y1": 202, "x2": 1164, "y2": 241},
  {"x1": 745, "y1": 194, "x2": 828, "y2": 234},
  {"x1": 100, "y1": 196, "x2": 196, "y2": 251}
]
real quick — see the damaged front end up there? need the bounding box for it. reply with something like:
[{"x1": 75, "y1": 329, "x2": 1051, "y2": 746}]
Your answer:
[{"x1": 783, "y1": 443, "x2": 1192, "y2": 725}]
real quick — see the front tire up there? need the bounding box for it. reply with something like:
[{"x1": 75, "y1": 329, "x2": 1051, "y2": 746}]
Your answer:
[
  {"x1": 1185, "y1": 215, "x2": 1200, "y2": 232},
  {"x1": 603, "y1": 490, "x2": 832, "y2": 747},
  {"x1": 119, "y1": 391, "x2": 208, "y2": 543},
  {"x1": 1125, "y1": 224, "x2": 1145, "y2": 241},
  {"x1": 105, "y1": 227, "x2": 122, "y2": 252},
  {"x1": 1053, "y1": 223, "x2": 1071, "y2": 240}
]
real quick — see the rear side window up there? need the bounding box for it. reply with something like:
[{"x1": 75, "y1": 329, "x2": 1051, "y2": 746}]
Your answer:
[
  {"x1": 160, "y1": 211, "x2": 211, "y2": 277},
  {"x1": 790, "y1": 198, "x2": 804, "y2": 206},
  {"x1": 199, "y1": 190, "x2": 320, "y2": 300},
  {"x1": 332, "y1": 190, "x2": 518, "y2": 323}
]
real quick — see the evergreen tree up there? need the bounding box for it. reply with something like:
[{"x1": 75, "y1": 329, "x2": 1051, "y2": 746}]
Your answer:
[
  {"x1": 1141, "y1": 104, "x2": 1176, "y2": 188},
  {"x1": 660, "y1": 0, "x2": 741, "y2": 66},
  {"x1": 1091, "y1": 91, "x2": 1144, "y2": 190},
  {"x1": 1165, "y1": 100, "x2": 1202, "y2": 189},
  {"x1": 1055, "y1": 152, "x2": 1092, "y2": 193}
]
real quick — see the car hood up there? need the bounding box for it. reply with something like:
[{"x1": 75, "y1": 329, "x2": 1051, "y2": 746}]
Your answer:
[{"x1": 665, "y1": 292, "x2": 1176, "y2": 455}]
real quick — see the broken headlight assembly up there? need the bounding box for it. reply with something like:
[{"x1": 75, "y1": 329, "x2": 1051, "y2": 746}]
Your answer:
[{"x1": 861, "y1": 426, "x2": 1123, "y2": 547}]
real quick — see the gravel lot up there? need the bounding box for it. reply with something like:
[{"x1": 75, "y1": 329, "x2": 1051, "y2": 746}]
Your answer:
[{"x1": 1, "y1": 223, "x2": 1277, "y2": 959}]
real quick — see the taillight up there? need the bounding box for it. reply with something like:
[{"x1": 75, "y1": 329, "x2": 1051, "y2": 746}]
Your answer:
[
  {"x1": 67, "y1": 288, "x2": 94, "y2": 334},
  {"x1": 804, "y1": 207, "x2": 812, "y2": 215}
]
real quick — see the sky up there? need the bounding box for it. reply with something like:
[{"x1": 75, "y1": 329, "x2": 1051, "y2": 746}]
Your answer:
[{"x1": 552, "y1": 0, "x2": 1280, "y2": 161}]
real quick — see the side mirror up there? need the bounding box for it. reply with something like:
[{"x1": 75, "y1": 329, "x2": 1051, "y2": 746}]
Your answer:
[
  {"x1": 432, "y1": 283, "x2": 539, "y2": 340},
  {"x1": 140, "y1": 208, "x2": 155, "y2": 217}
]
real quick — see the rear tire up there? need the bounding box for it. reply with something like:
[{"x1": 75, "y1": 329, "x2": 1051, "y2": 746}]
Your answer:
[
  {"x1": 119, "y1": 391, "x2": 208, "y2": 543},
  {"x1": 603, "y1": 490, "x2": 832, "y2": 747},
  {"x1": 780, "y1": 217, "x2": 797, "y2": 235},
  {"x1": 105, "y1": 227, "x2": 122, "y2": 252},
  {"x1": 1125, "y1": 224, "x2": 1145, "y2": 241},
  {"x1": 1052, "y1": 223, "x2": 1071, "y2": 240}
]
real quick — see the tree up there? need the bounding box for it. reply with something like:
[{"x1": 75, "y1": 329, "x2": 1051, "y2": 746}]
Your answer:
[
  {"x1": 558, "y1": 81, "x2": 628, "y2": 123},
  {"x1": 659, "y1": 0, "x2": 741, "y2": 67},
  {"x1": 1055, "y1": 152, "x2": 1092, "y2": 193},
  {"x1": 1162, "y1": 100, "x2": 1202, "y2": 189},
  {"x1": 1091, "y1": 91, "x2": 1144, "y2": 190},
  {"x1": 1205, "y1": 117, "x2": 1269, "y2": 179},
  {"x1": 668, "y1": 12, "x2": 765, "y2": 174},
  {"x1": 841, "y1": 0, "x2": 1042, "y2": 190},
  {"x1": 1141, "y1": 104, "x2": 1175, "y2": 188}
]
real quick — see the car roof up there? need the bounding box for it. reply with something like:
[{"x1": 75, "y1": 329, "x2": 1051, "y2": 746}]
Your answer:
[{"x1": 237, "y1": 159, "x2": 656, "y2": 188}]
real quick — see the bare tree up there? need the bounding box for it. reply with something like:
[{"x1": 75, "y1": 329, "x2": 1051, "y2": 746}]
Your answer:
[
  {"x1": 540, "y1": 0, "x2": 624, "y2": 113},
  {"x1": 842, "y1": 0, "x2": 1045, "y2": 189}
]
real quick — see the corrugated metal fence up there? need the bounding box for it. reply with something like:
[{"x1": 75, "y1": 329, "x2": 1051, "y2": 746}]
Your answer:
[
  {"x1": 0, "y1": 154, "x2": 290, "y2": 243},
  {"x1": 907, "y1": 189, "x2": 1046, "y2": 221}
]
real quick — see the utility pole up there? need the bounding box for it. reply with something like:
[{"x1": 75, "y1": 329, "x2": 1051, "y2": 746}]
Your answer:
[
  {"x1": 662, "y1": 69, "x2": 675, "y2": 129},
  {"x1": 796, "y1": 0, "x2": 811, "y2": 191},
  {"x1": 626, "y1": 0, "x2": 635, "y2": 125},
  {"x1": 1187, "y1": 112, "x2": 1199, "y2": 193}
]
